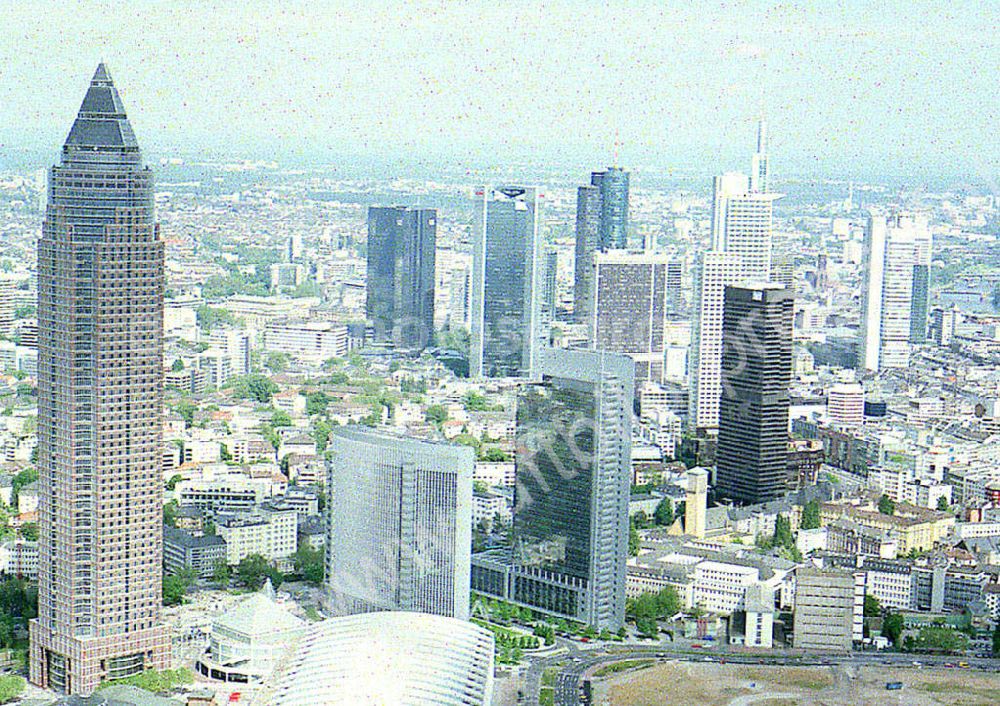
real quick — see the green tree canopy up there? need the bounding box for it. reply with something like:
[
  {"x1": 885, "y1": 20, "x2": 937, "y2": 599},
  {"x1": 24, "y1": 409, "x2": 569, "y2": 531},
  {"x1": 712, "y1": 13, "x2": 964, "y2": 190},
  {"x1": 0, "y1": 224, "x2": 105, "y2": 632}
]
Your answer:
[
  {"x1": 800, "y1": 499, "x2": 821, "y2": 530},
  {"x1": 0, "y1": 675, "x2": 25, "y2": 704},
  {"x1": 863, "y1": 594, "x2": 882, "y2": 617},
  {"x1": 19, "y1": 522, "x2": 37, "y2": 542},
  {"x1": 227, "y1": 374, "x2": 279, "y2": 403},
  {"x1": 306, "y1": 391, "x2": 331, "y2": 416},
  {"x1": 881, "y1": 612, "x2": 904, "y2": 644},
  {"x1": 293, "y1": 544, "x2": 325, "y2": 584},
  {"x1": 653, "y1": 498, "x2": 674, "y2": 526},
  {"x1": 237, "y1": 554, "x2": 282, "y2": 590},
  {"x1": 878, "y1": 494, "x2": 896, "y2": 516},
  {"x1": 425, "y1": 405, "x2": 448, "y2": 425}
]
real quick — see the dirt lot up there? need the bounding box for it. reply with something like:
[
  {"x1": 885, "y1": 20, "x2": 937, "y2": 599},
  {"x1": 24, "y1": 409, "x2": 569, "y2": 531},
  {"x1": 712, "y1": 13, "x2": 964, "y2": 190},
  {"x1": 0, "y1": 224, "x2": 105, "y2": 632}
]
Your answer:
[{"x1": 592, "y1": 661, "x2": 1000, "y2": 706}]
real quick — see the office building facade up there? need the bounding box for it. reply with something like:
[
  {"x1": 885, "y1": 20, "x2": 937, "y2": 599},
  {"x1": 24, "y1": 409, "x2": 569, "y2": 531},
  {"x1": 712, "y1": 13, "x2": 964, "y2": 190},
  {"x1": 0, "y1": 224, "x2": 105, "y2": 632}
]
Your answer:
[
  {"x1": 689, "y1": 251, "x2": 742, "y2": 432},
  {"x1": 30, "y1": 64, "x2": 169, "y2": 694},
  {"x1": 472, "y1": 349, "x2": 633, "y2": 629},
  {"x1": 325, "y1": 428, "x2": 473, "y2": 620},
  {"x1": 590, "y1": 250, "x2": 669, "y2": 387},
  {"x1": 690, "y1": 126, "x2": 781, "y2": 433},
  {"x1": 715, "y1": 285, "x2": 794, "y2": 504},
  {"x1": 470, "y1": 186, "x2": 541, "y2": 378},
  {"x1": 858, "y1": 214, "x2": 931, "y2": 371},
  {"x1": 573, "y1": 167, "x2": 630, "y2": 327},
  {"x1": 366, "y1": 206, "x2": 437, "y2": 350}
]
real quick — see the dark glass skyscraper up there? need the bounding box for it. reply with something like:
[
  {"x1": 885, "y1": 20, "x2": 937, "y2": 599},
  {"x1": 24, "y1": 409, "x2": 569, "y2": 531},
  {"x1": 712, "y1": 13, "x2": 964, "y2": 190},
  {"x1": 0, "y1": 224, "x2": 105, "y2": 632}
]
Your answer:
[
  {"x1": 30, "y1": 64, "x2": 169, "y2": 695},
  {"x1": 715, "y1": 284, "x2": 793, "y2": 505},
  {"x1": 366, "y1": 206, "x2": 437, "y2": 351},
  {"x1": 573, "y1": 167, "x2": 629, "y2": 327},
  {"x1": 470, "y1": 349, "x2": 632, "y2": 629},
  {"x1": 909, "y1": 263, "x2": 930, "y2": 344},
  {"x1": 470, "y1": 186, "x2": 540, "y2": 378},
  {"x1": 592, "y1": 167, "x2": 630, "y2": 250}
]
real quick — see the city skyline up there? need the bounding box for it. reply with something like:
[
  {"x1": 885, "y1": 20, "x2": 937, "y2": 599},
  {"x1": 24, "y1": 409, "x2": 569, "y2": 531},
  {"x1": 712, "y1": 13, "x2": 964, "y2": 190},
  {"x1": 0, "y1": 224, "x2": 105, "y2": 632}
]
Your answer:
[{"x1": 0, "y1": 2, "x2": 997, "y2": 182}]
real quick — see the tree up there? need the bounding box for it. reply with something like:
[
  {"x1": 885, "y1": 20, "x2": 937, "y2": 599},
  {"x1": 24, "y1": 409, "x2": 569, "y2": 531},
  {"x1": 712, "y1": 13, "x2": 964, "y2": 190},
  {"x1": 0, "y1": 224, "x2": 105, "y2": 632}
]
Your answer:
[
  {"x1": 0, "y1": 675, "x2": 25, "y2": 705},
  {"x1": 993, "y1": 621, "x2": 1000, "y2": 657},
  {"x1": 196, "y1": 305, "x2": 240, "y2": 332},
  {"x1": 907, "y1": 626, "x2": 969, "y2": 654},
  {"x1": 881, "y1": 612, "x2": 904, "y2": 645},
  {"x1": 19, "y1": 522, "x2": 38, "y2": 542},
  {"x1": 271, "y1": 409, "x2": 292, "y2": 427},
  {"x1": 800, "y1": 499, "x2": 821, "y2": 530},
  {"x1": 313, "y1": 418, "x2": 332, "y2": 452},
  {"x1": 171, "y1": 358, "x2": 185, "y2": 372},
  {"x1": 628, "y1": 521, "x2": 640, "y2": 557},
  {"x1": 772, "y1": 514, "x2": 794, "y2": 549},
  {"x1": 464, "y1": 391, "x2": 490, "y2": 411},
  {"x1": 863, "y1": 594, "x2": 882, "y2": 618},
  {"x1": 293, "y1": 544, "x2": 325, "y2": 584},
  {"x1": 0, "y1": 576, "x2": 38, "y2": 619},
  {"x1": 227, "y1": 374, "x2": 278, "y2": 403},
  {"x1": 165, "y1": 474, "x2": 184, "y2": 491},
  {"x1": 481, "y1": 447, "x2": 508, "y2": 462},
  {"x1": 203, "y1": 519, "x2": 216, "y2": 536},
  {"x1": 163, "y1": 574, "x2": 188, "y2": 605},
  {"x1": 936, "y1": 496, "x2": 950, "y2": 512},
  {"x1": 174, "y1": 399, "x2": 197, "y2": 427},
  {"x1": 306, "y1": 391, "x2": 331, "y2": 416},
  {"x1": 163, "y1": 500, "x2": 179, "y2": 528},
  {"x1": 633, "y1": 510, "x2": 650, "y2": 529},
  {"x1": 237, "y1": 554, "x2": 282, "y2": 590},
  {"x1": 425, "y1": 405, "x2": 448, "y2": 425},
  {"x1": 10, "y1": 467, "x2": 38, "y2": 509},
  {"x1": 211, "y1": 559, "x2": 231, "y2": 588},
  {"x1": 266, "y1": 352, "x2": 292, "y2": 374},
  {"x1": 653, "y1": 498, "x2": 674, "y2": 527},
  {"x1": 878, "y1": 494, "x2": 896, "y2": 516}
]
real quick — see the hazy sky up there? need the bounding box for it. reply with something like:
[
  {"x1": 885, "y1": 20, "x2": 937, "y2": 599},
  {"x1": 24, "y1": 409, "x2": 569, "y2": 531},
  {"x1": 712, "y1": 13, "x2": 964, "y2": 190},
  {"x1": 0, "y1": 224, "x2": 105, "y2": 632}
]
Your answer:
[{"x1": 1, "y1": 1, "x2": 997, "y2": 179}]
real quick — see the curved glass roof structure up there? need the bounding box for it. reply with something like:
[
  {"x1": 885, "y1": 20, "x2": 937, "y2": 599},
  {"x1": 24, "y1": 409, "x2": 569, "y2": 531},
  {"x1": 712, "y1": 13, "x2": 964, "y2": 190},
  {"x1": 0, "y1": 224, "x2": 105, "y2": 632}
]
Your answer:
[{"x1": 269, "y1": 612, "x2": 494, "y2": 705}]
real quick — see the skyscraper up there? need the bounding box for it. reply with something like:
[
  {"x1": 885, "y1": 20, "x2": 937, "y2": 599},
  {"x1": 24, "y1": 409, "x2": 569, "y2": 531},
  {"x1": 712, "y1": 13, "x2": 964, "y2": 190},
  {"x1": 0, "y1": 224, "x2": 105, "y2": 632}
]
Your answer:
[
  {"x1": 470, "y1": 186, "x2": 541, "y2": 378},
  {"x1": 690, "y1": 125, "x2": 781, "y2": 433},
  {"x1": 590, "y1": 250, "x2": 669, "y2": 388},
  {"x1": 471, "y1": 349, "x2": 633, "y2": 629},
  {"x1": 750, "y1": 118, "x2": 769, "y2": 194},
  {"x1": 573, "y1": 167, "x2": 630, "y2": 327},
  {"x1": 711, "y1": 172, "x2": 779, "y2": 282},
  {"x1": 857, "y1": 214, "x2": 930, "y2": 371},
  {"x1": 366, "y1": 206, "x2": 437, "y2": 351},
  {"x1": 910, "y1": 228, "x2": 933, "y2": 344},
  {"x1": 572, "y1": 185, "x2": 601, "y2": 325},
  {"x1": 689, "y1": 251, "x2": 742, "y2": 432},
  {"x1": 30, "y1": 64, "x2": 169, "y2": 695},
  {"x1": 538, "y1": 247, "x2": 559, "y2": 337},
  {"x1": 592, "y1": 167, "x2": 630, "y2": 250},
  {"x1": 325, "y1": 428, "x2": 473, "y2": 620},
  {"x1": 715, "y1": 284, "x2": 794, "y2": 504}
]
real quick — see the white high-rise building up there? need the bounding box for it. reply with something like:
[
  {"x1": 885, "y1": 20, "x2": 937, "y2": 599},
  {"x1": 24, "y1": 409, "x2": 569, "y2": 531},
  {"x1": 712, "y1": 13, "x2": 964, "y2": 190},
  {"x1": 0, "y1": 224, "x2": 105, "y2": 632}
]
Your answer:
[
  {"x1": 711, "y1": 172, "x2": 780, "y2": 282},
  {"x1": 690, "y1": 124, "x2": 782, "y2": 432},
  {"x1": 857, "y1": 214, "x2": 931, "y2": 371},
  {"x1": 827, "y1": 383, "x2": 864, "y2": 429},
  {"x1": 689, "y1": 251, "x2": 742, "y2": 432}
]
